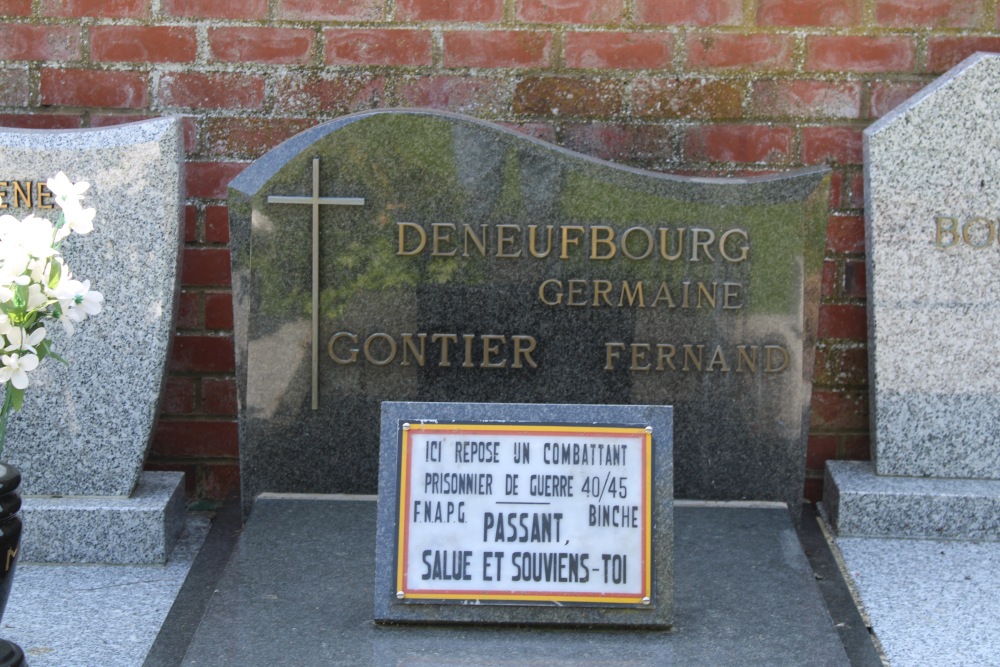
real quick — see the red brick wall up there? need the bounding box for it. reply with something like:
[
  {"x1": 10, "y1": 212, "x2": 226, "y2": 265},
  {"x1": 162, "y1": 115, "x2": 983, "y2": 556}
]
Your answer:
[{"x1": 1, "y1": 0, "x2": 994, "y2": 503}]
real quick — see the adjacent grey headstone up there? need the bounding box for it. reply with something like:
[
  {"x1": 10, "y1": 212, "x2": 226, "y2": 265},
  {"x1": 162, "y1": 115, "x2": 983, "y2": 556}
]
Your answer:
[
  {"x1": 825, "y1": 53, "x2": 1000, "y2": 540},
  {"x1": 0, "y1": 118, "x2": 186, "y2": 563},
  {"x1": 230, "y1": 109, "x2": 830, "y2": 514}
]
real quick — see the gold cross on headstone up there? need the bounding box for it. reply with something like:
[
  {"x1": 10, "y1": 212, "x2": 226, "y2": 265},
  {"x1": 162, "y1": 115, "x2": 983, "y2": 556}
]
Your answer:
[{"x1": 267, "y1": 157, "x2": 365, "y2": 410}]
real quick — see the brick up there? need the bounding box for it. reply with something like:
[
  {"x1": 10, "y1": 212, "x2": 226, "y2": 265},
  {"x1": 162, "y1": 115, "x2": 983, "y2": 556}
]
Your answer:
[
  {"x1": 171, "y1": 335, "x2": 235, "y2": 373},
  {"x1": 203, "y1": 118, "x2": 315, "y2": 159},
  {"x1": 209, "y1": 27, "x2": 315, "y2": 65},
  {"x1": 324, "y1": 29, "x2": 432, "y2": 67},
  {"x1": 844, "y1": 169, "x2": 864, "y2": 209},
  {"x1": 876, "y1": 0, "x2": 982, "y2": 27},
  {"x1": 158, "y1": 72, "x2": 265, "y2": 110},
  {"x1": 822, "y1": 259, "x2": 837, "y2": 297},
  {"x1": 41, "y1": 68, "x2": 148, "y2": 109},
  {"x1": 205, "y1": 206, "x2": 229, "y2": 244},
  {"x1": 561, "y1": 123, "x2": 680, "y2": 167},
  {"x1": 277, "y1": 0, "x2": 385, "y2": 20},
  {"x1": 184, "y1": 205, "x2": 198, "y2": 243},
  {"x1": 751, "y1": 80, "x2": 861, "y2": 119},
  {"x1": 868, "y1": 80, "x2": 926, "y2": 118},
  {"x1": 443, "y1": 30, "x2": 552, "y2": 68},
  {"x1": 814, "y1": 345, "x2": 868, "y2": 386},
  {"x1": 687, "y1": 33, "x2": 793, "y2": 69},
  {"x1": 926, "y1": 37, "x2": 1000, "y2": 73},
  {"x1": 843, "y1": 259, "x2": 866, "y2": 298},
  {"x1": 176, "y1": 291, "x2": 200, "y2": 329},
  {"x1": 271, "y1": 73, "x2": 385, "y2": 115},
  {"x1": 684, "y1": 124, "x2": 794, "y2": 164},
  {"x1": 0, "y1": 24, "x2": 81, "y2": 61},
  {"x1": 516, "y1": 0, "x2": 625, "y2": 24},
  {"x1": 513, "y1": 76, "x2": 624, "y2": 117},
  {"x1": 818, "y1": 303, "x2": 867, "y2": 340},
  {"x1": 182, "y1": 248, "x2": 231, "y2": 287},
  {"x1": 152, "y1": 420, "x2": 238, "y2": 458},
  {"x1": 396, "y1": 76, "x2": 510, "y2": 114},
  {"x1": 202, "y1": 463, "x2": 240, "y2": 500},
  {"x1": 162, "y1": 376, "x2": 196, "y2": 415},
  {"x1": 826, "y1": 214, "x2": 865, "y2": 253},
  {"x1": 203, "y1": 378, "x2": 237, "y2": 415},
  {"x1": 91, "y1": 26, "x2": 196, "y2": 64},
  {"x1": 90, "y1": 114, "x2": 198, "y2": 153},
  {"x1": 806, "y1": 36, "x2": 915, "y2": 73},
  {"x1": 186, "y1": 162, "x2": 246, "y2": 199},
  {"x1": 163, "y1": 0, "x2": 267, "y2": 18},
  {"x1": 564, "y1": 32, "x2": 672, "y2": 70},
  {"x1": 632, "y1": 78, "x2": 743, "y2": 119},
  {"x1": 809, "y1": 390, "x2": 869, "y2": 430},
  {"x1": 802, "y1": 477, "x2": 823, "y2": 503},
  {"x1": 802, "y1": 126, "x2": 863, "y2": 165},
  {"x1": 757, "y1": 0, "x2": 860, "y2": 26},
  {"x1": 205, "y1": 292, "x2": 234, "y2": 330},
  {"x1": 40, "y1": 0, "x2": 148, "y2": 17},
  {"x1": 0, "y1": 68, "x2": 28, "y2": 106},
  {"x1": 806, "y1": 435, "x2": 839, "y2": 470},
  {"x1": 397, "y1": 0, "x2": 502, "y2": 21},
  {"x1": 0, "y1": 1, "x2": 30, "y2": 16},
  {"x1": 843, "y1": 434, "x2": 871, "y2": 460},
  {"x1": 636, "y1": 0, "x2": 742, "y2": 25}
]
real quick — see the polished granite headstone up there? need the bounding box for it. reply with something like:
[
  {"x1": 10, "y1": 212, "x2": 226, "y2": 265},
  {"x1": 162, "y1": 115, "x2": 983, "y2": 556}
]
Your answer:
[
  {"x1": 0, "y1": 119, "x2": 185, "y2": 562},
  {"x1": 177, "y1": 498, "x2": 850, "y2": 667},
  {"x1": 230, "y1": 109, "x2": 829, "y2": 513},
  {"x1": 825, "y1": 53, "x2": 1000, "y2": 539}
]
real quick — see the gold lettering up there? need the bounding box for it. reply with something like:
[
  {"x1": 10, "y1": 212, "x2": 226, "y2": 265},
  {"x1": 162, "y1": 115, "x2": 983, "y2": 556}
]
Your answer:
[
  {"x1": 567, "y1": 279, "x2": 587, "y2": 307},
  {"x1": 630, "y1": 343, "x2": 651, "y2": 371},
  {"x1": 681, "y1": 281, "x2": 691, "y2": 308},
  {"x1": 621, "y1": 226, "x2": 654, "y2": 260},
  {"x1": 682, "y1": 344, "x2": 703, "y2": 372},
  {"x1": 604, "y1": 342, "x2": 625, "y2": 370},
  {"x1": 538, "y1": 279, "x2": 563, "y2": 306},
  {"x1": 12, "y1": 181, "x2": 30, "y2": 208},
  {"x1": 656, "y1": 344, "x2": 676, "y2": 371},
  {"x1": 496, "y1": 224, "x2": 521, "y2": 258},
  {"x1": 651, "y1": 282, "x2": 675, "y2": 308},
  {"x1": 696, "y1": 282, "x2": 717, "y2": 309},
  {"x1": 723, "y1": 282, "x2": 742, "y2": 309},
  {"x1": 590, "y1": 225, "x2": 616, "y2": 260},
  {"x1": 935, "y1": 216, "x2": 959, "y2": 248},
  {"x1": 401, "y1": 333, "x2": 426, "y2": 366},
  {"x1": 690, "y1": 228, "x2": 715, "y2": 261},
  {"x1": 328, "y1": 332, "x2": 359, "y2": 364},
  {"x1": 35, "y1": 182, "x2": 53, "y2": 209},
  {"x1": 706, "y1": 345, "x2": 729, "y2": 372},
  {"x1": 736, "y1": 345, "x2": 757, "y2": 373},
  {"x1": 431, "y1": 223, "x2": 457, "y2": 256},
  {"x1": 0, "y1": 182, "x2": 8, "y2": 209},
  {"x1": 962, "y1": 217, "x2": 995, "y2": 248},
  {"x1": 432, "y1": 333, "x2": 457, "y2": 367},
  {"x1": 659, "y1": 227, "x2": 684, "y2": 260},
  {"x1": 618, "y1": 281, "x2": 645, "y2": 308},
  {"x1": 511, "y1": 335, "x2": 537, "y2": 369},
  {"x1": 528, "y1": 225, "x2": 553, "y2": 258},
  {"x1": 363, "y1": 333, "x2": 397, "y2": 366},
  {"x1": 765, "y1": 345, "x2": 789, "y2": 373},
  {"x1": 560, "y1": 225, "x2": 585, "y2": 259},
  {"x1": 397, "y1": 222, "x2": 427, "y2": 256},
  {"x1": 462, "y1": 333, "x2": 475, "y2": 368},
  {"x1": 719, "y1": 228, "x2": 749, "y2": 262},
  {"x1": 593, "y1": 279, "x2": 612, "y2": 307},
  {"x1": 463, "y1": 224, "x2": 488, "y2": 257},
  {"x1": 482, "y1": 334, "x2": 507, "y2": 368}
]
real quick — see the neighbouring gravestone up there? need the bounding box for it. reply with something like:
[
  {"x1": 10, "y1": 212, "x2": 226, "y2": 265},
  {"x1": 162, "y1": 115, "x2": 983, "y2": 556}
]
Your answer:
[
  {"x1": 825, "y1": 53, "x2": 1000, "y2": 539},
  {"x1": 374, "y1": 402, "x2": 673, "y2": 627},
  {"x1": 0, "y1": 119, "x2": 186, "y2": 563},
  {"x1": 229, "y1": 109, "x2": 830, "y2": 514}
]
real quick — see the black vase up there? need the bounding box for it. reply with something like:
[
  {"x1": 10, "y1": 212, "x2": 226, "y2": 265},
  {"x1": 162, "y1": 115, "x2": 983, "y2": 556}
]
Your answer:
[{"x1": 0, "y1": 464, "x2": 24, "y2": 667}]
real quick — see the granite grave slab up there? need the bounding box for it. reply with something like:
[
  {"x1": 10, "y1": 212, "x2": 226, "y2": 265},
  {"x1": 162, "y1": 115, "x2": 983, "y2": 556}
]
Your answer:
[
  {"x1": 229, "y1": 110, "x2": 830, "y2": 513},
  {"x1": 825, "y1": 53, "x2": 1000, "y2": 539},
  {"x1": 374, "y1": 402, "x2": 673, "y2": 627},
  {"x1": 0, "y1": 118, "x2": 186, "y2": 562}
]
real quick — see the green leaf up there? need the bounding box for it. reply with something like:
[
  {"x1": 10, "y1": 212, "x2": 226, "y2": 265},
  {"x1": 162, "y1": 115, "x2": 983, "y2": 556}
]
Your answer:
[
  {"x1": 9, "y1": 387, "x2": 24, "y2": 412},
  {"x1": 48, "y1": 260, "x2": 61, "y2": 289}
]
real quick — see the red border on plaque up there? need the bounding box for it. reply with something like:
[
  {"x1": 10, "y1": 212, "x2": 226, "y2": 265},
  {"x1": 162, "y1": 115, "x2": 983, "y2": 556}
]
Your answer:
[{"x1": 396, "y1": 422, "x2": 652, "y2": 605}]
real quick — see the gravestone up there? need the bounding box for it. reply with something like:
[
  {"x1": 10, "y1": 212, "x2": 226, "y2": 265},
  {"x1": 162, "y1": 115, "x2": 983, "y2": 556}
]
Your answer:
[
  {"x1": 0, "y1": 118, "x2": 186, "y2": 563},
  {"x1": 229, "y1": 109, "x2": 830, "y2": 514},
  {"x1": 825, "y1": 52, "x2": 1000, "y2": 539}
]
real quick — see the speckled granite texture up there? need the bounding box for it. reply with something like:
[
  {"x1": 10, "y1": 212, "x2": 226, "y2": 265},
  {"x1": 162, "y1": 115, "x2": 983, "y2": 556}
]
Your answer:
[
  {"x1": 0, "y1": 118, "x2": 184, "y2": 497},
  {"x1": 230, "y1": 109, "x2": 830, "y2": 514},
  {"x1": 824, "y1": 461, "x2": 1000, "y2": 540},
  {"x1": 20, "y1": 471, "x2": 185, "y2": 564},
  {"x1": 375, "y1": 402, "x2": 673, "y2": 627},
  {"x1": 865, "y1": 53, "x2": 1000, "y2": 479}
]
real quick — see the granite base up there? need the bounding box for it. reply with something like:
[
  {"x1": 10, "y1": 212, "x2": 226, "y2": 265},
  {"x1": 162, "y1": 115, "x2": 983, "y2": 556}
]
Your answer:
[
  {"x1": 175, "y1": 496, "x2": 851, "y2": 667},
  {"x1": 824, "y1": 461, "x2": 1000, "y2": 540},
  {"x1": 19, "y1": 471, "x2": 186, "y2": 564}
]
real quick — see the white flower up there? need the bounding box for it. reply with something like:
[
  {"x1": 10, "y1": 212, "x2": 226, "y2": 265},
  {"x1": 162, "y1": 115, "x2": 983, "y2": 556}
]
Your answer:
[
  {"x1": 4, "y1": 326, "x2": 45, "y2": 354},
  {"x1": 52, "y1": 278, "x2": 102, "y2": 331},
  {"x1": 0, "y1": 352, "x2": 39, "y2": 390},
  {"x1": 46, "y1": 172, "x2": 89, "y2": 207}
]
